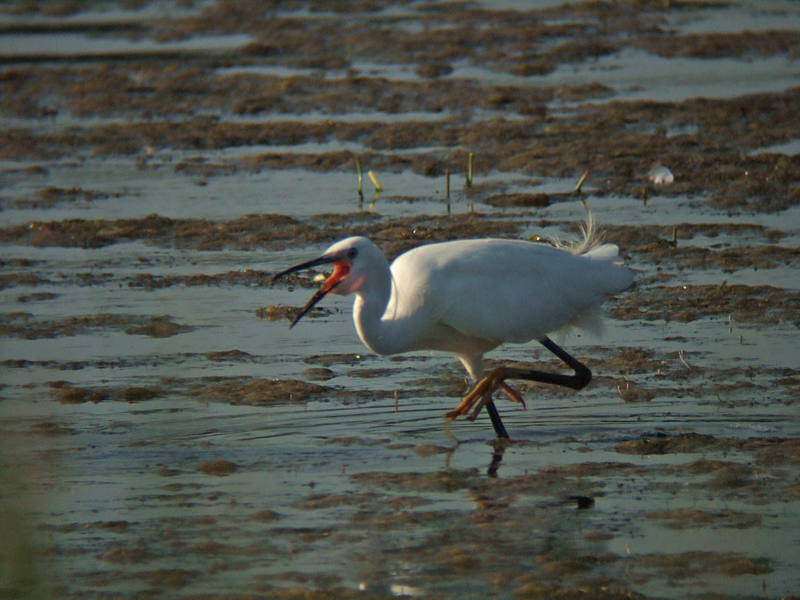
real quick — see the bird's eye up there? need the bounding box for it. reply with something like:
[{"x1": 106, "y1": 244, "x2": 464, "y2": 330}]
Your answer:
[{"x1": 347, "y1": 248, "x2": 358, "y2": 260}]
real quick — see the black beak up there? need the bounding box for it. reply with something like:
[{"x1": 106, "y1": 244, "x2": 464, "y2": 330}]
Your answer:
[
  {"x1": 270, "y1": 254, "x2": 339, "y2": 285},
  {"x1": 287, "y1": 285, "x2": 329, "y2": 329},
  {"x1": 271, "y1": 254, "x2": 348, "y2": 329}
]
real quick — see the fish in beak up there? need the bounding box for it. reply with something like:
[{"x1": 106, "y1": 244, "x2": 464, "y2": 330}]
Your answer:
[{"x1": 271, "y1": 253, "x2": 351, "y2": 328}]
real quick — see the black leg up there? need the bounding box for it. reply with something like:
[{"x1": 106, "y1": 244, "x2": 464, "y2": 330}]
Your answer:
[
  {"x1": 494, "y1": 336, "x2": 591, "y2": 391},
  {"x1": 485, "y1": 400, "x2": 509, "y2": 439},
  {"x1": 534, "y1": 336, "x2": 592, "y2": 390},
  {"x1": 448, "y1": 336, "x2": 591, "y2": 437},
  {"x1": 481, "y1": 337, "x2": 590, "y2": 437}
]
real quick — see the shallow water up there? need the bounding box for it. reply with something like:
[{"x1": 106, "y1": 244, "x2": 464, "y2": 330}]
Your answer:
[{"x1": 2, "y1": 1, "x2": 800, "y2": 599}]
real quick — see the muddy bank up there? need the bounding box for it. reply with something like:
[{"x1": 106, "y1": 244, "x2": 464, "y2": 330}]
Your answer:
[
  {"x1": 3, "y1": 0, "x2": 800, "y2": 216},
  {"x1": 3, "y1": 88, "x2": 800, "y2": 211},
  {"x1": 1, "y1": 213, "x2": 797, "y2": 266},
  {"x1": 0, "y1": 311, "x2": 191, "y2": 339},
  {"x1": 0, "y1": 212, "x2": 519, "y2": 253},
  {"x1": 614, "y1": 283, "x2": 800, "y2": 326}
]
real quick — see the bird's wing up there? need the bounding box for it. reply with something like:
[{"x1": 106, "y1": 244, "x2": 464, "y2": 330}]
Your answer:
[{"x1": 389, "y1": 239, "x2": 631, "y2": 346}]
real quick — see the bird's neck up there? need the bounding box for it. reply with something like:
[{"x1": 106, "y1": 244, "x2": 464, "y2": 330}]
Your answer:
[{"x1": 352, "y1": 265, "x2": 407, "y2": 356}]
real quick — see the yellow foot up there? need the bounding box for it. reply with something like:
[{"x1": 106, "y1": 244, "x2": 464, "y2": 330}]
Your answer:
[
  {"x1": 444, "y1": 375, "x2": 492, "y2": 420},
  {"x1": 444, "y1": 369, "x2": 525, "y2": 423},
  {"x1": 499, "y1": 382, "x2": 526, "y2": 409}
]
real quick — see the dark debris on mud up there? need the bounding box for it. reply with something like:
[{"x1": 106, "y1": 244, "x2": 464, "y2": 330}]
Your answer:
[
  {"x1": 3, "y1": 96, "x2": 800, "y2": 211},
  {"x1": 190, "y1": 377, "x2": 332, "y2": 405},
  {"x1": 47, "y1": 380, "x2": 162, "y2": 405},
  {"x1": 0, "y1": 312, "x2": 191, "y2": 339},
  {"x1": 617, "y1": 432, "x2": 800, "y2": 458},
  {"x1": 613, "y1": 283, "x2": 800, "y2": 326},
  {"x1": 0, "y1": 212, "x2": 519, "y2": 255}
]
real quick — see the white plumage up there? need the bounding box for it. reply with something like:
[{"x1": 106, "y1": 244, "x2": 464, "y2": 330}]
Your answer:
[{"x1": 273, "y1": 223, "x2": 633, "y2": 438}]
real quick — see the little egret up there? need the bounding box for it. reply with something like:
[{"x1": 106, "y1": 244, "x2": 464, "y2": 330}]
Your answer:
[{"x1": 271, "y1": 222, "x2": 633, "y2": 439}]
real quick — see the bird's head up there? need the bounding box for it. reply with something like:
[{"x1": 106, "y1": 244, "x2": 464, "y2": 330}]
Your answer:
[{"x1": 270, "y1": 237, "x2": 381, "y2": 328}]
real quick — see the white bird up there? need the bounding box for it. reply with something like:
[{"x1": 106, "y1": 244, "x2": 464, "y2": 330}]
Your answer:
[{"x1": 271, "y1": 220, "x2": 633, "y2": 438}]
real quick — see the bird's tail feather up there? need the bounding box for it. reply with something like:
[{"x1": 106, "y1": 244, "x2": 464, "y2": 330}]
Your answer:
[
  {"x1": 552, "y1": 213, "x2": 633, "y2": 342},
  {"x1": 551, "y1": 213, "x2": 601, "y2": 255},
  {"x1": 552, "y1": 214, "x2": 626, "y2": 266}
]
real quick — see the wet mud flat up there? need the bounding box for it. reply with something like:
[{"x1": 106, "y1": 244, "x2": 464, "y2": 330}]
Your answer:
[{"x1": 1, "y1": 1, "x2": 800, "y2": 599}]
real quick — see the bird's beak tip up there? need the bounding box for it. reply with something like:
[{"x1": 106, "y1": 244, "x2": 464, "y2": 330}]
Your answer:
[{"x1": 273, "y1": 254, "x2": 343, "y2": 331}]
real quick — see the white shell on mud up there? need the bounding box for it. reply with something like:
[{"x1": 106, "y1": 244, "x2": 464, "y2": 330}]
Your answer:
[{"x1": 648, "y1": 164, "x2": 675, "y2": 184}]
